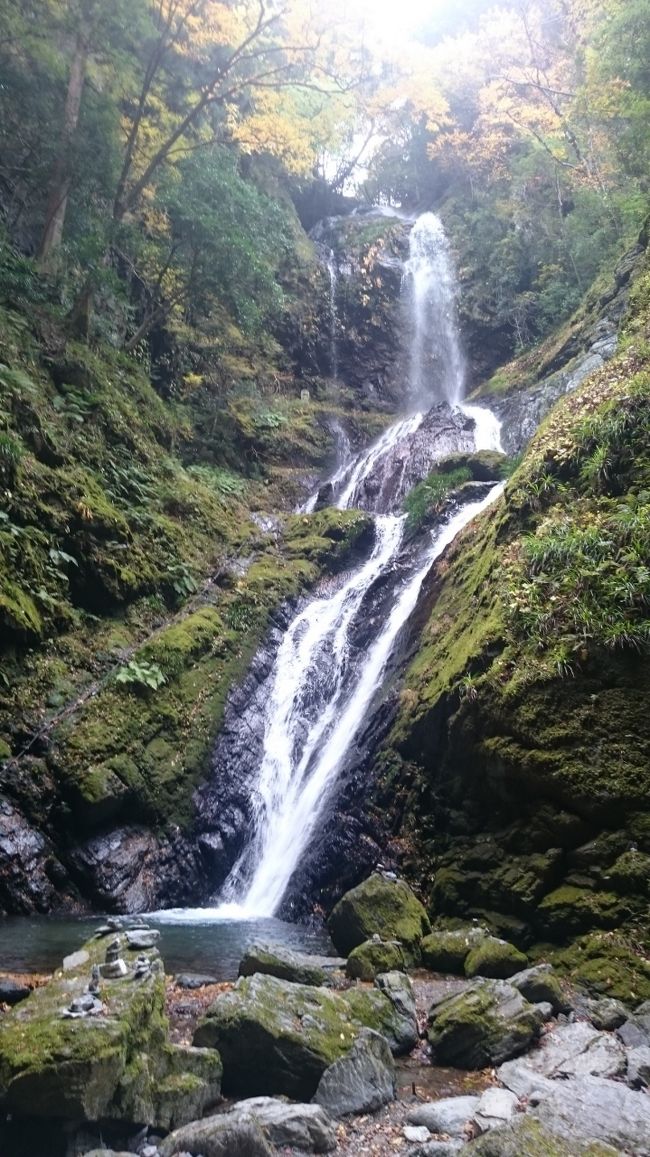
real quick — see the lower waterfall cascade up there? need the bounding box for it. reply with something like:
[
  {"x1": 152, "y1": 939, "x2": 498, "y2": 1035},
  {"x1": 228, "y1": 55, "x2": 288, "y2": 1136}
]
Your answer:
[{"x1": 200, "y1": 212, "x2": 505, "y2": 919}]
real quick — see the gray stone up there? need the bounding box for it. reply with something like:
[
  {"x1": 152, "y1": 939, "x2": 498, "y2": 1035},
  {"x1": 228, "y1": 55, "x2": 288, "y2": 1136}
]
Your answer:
[
  {"x1": 585, "y1": 997, "x2": 628, "y2": 1031},
  {"x1": 427, "y1": 979, "x2": 544, "y2": 1069},
  {"x1": 158, "y1": 1116, "x2": 273, "y2": 1157},
  {"x1": 509, "y1": 964, "x2": 570, "y2": 1014},
  {"x1": 63, "y1": 949, "x2": 90, "y2": 971},
  {"x1": 617, "y1": 1009, "x2": 650, "y2": 1049},
  {"x1": 175, "y1": 973, "x2": 220, "y2": 989},
  {"x1": 510, "y1": 1021, "x2": 626, "y2": 1080},
  {"x1": 404, "y1": 1125, "x2": 433, "y2": 1143},
  {"x1": 126, "y1": 929, "x2": 160, "y2": 951},
  {"x1": 0, "y1": 978, "x2": 31, "y2": 1005},
  {"x1": 373, "y1": 971, "x2": 418, "y2": 1053},
  {"x1": 239, "y1": 941, "x2": 329, "y2": 986},
  {"x1": 159, "y1": 1098, "x2": 335, "y2": 1155},
  {"x1": 626, "y1": 1045, "x2": 650, "y2": 1088},
  {"x1": 473, "y1": 1087, "x2": 519, "y2": 1132},
  {"x1": 497, "y1": 1059, "x2": 557, "y2": 1101},
  {"x1": 534, "y1": 1001, "x2": 554, "y2": 1022},
  {"x1": 533, "y1": 1074, "x2": 650, "y2": 1153},
  {"x1": 314, "y1": 1028, "x2": 395, "y2": 1117},
  {"x1": 407, "y1": 1095, "x2": 480, "y2": 1135}
]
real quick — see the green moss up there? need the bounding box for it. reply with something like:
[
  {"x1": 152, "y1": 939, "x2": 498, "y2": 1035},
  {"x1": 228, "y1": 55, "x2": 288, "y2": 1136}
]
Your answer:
[
  {"x1": 346, "y1": 939, "x2": 407, "y2": 980},
  {"x1": 551, "y1": 931, "x2": 650, "y2": 1004},
  {"x1": 420, "y1": 928, "x2": 484, "y2": 974},
  {"x1": 538, "y1": 886, "x2": 631, "y2": 936},
  {"x1": 328, "y1": 873, "x2": 431, "y2": 963}
]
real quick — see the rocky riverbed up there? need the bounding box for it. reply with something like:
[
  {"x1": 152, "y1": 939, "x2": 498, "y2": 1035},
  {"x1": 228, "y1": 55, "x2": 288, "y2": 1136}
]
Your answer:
[{"x1": 1, "y1": 875, "x2": 649, "y2": 1157}]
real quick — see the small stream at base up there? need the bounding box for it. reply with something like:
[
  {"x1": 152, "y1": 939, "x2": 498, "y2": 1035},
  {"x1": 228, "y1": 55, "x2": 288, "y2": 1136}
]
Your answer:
[{"x1": 0, "y1": 914, "x2": 335, "y2": 978}]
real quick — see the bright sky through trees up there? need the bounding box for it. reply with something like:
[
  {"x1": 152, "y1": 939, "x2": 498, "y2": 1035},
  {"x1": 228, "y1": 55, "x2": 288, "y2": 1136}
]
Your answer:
[{"x1": 348, "y1": 0, "x2": 436, "y2": 41}]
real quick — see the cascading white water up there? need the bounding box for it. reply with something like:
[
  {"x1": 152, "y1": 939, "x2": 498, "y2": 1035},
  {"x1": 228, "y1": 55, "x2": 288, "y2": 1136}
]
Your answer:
[
  {"x1": 404, "y1": 212, "x2": 465, "y2": 409},
  {"x1": 326, "y1": 248, "x2": 339, "y2": 380},
  {"x1": 205, "y1": 212, "x2": 505, "y2": 919}
]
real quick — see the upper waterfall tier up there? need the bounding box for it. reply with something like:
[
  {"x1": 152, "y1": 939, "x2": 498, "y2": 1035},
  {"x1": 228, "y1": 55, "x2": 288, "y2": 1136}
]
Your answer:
[{"x1": 404, "y1": 212, "x2": 466, "y2": 409}]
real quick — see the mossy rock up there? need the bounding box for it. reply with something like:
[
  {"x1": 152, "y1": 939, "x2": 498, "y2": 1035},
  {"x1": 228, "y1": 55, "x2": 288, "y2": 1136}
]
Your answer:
[
  {"x1": 465, "y1": 1115, "x2": 619, "y2": 1156},
  {"x1": 327, "y1": 873, "x2": 430, "y2": 963},
  {"x1": 420, "y1": 927, "x2": 485, "y2": 974},
  {"x1": 432, "y1": 450, "x2": 508, "y2": 483},
  {"x1": 551, "y1": 932, "x2": 650, "y2": 1005},
  {"x1": 427, "y1": 978, "x2": 543, "y2": 1069},
  {"x1": 537, "y1": 887, "x2": 631, "y2": 937},
  {"x1": 238, "y1": 942, "x2": 328, "y2": 987},
  {"x1": 193, "y1": 971, "x2": 409, "y2": 1100},
  {"x1": 0, "y1": 934, "x2": 221, "y2": 1126},
  {"x1": 346, "y1": 939, "x2": 407, "y2": 981},
  {"x1": 607, "y1": 850, "x2": 650, "y2": 894},
  {"x1": 464, "y1": 936, "x2": 528, "y2": 980}
]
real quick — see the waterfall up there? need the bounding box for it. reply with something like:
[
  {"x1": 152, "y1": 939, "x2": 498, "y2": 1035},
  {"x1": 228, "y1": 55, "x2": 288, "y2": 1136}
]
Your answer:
[
  {"x1": 404, "y1": 212, "x2": 465, "y2": 408},
  {"x1": 204, "y1": 212, "x2": 505, "y2": 920},
  {"x1": 326, "y1": 248, "x2": 339, "y2": 380}
]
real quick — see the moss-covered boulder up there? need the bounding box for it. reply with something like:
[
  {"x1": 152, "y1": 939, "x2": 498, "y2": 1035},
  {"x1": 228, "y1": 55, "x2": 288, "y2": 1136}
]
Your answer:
[
  {"x1": 346, "y1": 939, "x2": 406, "y2": 980},
  {"x1": 420, "y1": 927, "x2": 486, "y2": 974},
  {"x1": 537, "y1": 887, "x2": 629, "y2": 937},
  {"x1": 551, "y1": 932, "x2": 650, "y2": 1004},
  {"x1": 509, "y1": 964, "x2": 570, "y2": 1014},
  {"x1": 427, "y1": 979, "x2": 544, "y2": 1069},
  {"x1": 0, "y1": 934, "x2": 221, "y2": 1128},
  {"x1": 464, "y1": 936, "x2": 528, "y2": 980},
  {"x1": 193, "y1": 971, "x2": 415, "y2": 1099},
  {"x1": 327, "y1": 874, "x2": 430, "y2": 963}
]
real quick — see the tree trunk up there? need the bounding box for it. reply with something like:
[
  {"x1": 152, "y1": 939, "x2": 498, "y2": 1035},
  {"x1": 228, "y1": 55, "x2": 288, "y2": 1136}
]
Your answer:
[{"x1": 37, "y1": 17, "x2": 90, "y2": 267}]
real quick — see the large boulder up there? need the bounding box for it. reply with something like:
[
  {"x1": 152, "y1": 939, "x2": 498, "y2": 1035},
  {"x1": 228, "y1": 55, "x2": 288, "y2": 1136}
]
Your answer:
[
  {"x1": 501, "y1": 1021, "x2": 626, "y2": 1081},
  {"x1": 159, "y1": 1098, "x2": 336, "y2": 1155},
  {"x1": 464, "y1": 937, "x2": 528, "y2": 980},
  {"x1": 327, "y1": 873, "x2": 430, "y2": 962},
  {"x1": 193, "y1": 972, "x2": 415, "y2": 1099},
  {"x1": 407, "y1": 1095, "x2": 480, "y2": 1135},
  {"x1": 346, "y1": 938, "x2": 406, "y2": 980},
  {"x1": 427, "y1": 979, "x2": 544, "y2": 1069},
  {"x1": 0, "y1": 934, "x2": 221, "y2": 1129},
  {"x1": 420, "y1": 927, "x2": 485, "y2": 974},
  {"x1": 532, "y1": 1074, "x2": 650, "y2": 1154},
  {"x1": 314, "y1": 1028, "x2": 395, "y2": 1117},
  {"x1": 350, "y1": 971, "x2": 418, "y2": 1054}
]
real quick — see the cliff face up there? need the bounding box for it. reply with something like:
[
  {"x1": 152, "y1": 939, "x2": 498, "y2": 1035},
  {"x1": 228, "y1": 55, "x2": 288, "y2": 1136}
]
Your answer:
[{"x1": 367, "y1": 245, "x2": 650, "y2": 997}]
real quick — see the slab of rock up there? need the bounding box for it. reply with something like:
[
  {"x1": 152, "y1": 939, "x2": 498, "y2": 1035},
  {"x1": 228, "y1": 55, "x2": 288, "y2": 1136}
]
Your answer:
[
  {"x1": 617, "y1": 1007, "x2": 650, "y2": 1049},
  {"x1": 626, "y1": 1045, "x2": 650, "y2": 1088},
  {"x1": 420, "y1": 928, "x2": 485, "y2": 974},
  {"x1": 125, "y1": 929, "x2": 160, "y2": 951},
  {"x1": 407, "y1": 1095, "x2": 480, "y2": 1135},
  {"x1": 464, "y1": 1114, "x2": 620, "y2": 1155},
  {"x1": 473, "y1": 1087, "x2": 519, "y2": 1132},
  {"x1": 533, "y1": 1074, "x2": 650, "y2": 1153},
  {"x1": 159, "y1": 1098, "x2": 335, "y2": 1155},
  {"x1": 406, "y1": 1144, "x2": 464, "y2": 1157},
  {"x1": 497, "y1": 1059, "x2": 557, "y2": 1101},
  {"x1": 509, "y1": 964, "x2": 570, "y2": 1014},
  {"x1": 193, "y1": 972, "x2": 411, "y2": 1099},
  {"x1": 0, "y1": 978, "x2": 31, "y2": 1005},
  {"x1": 428, "y1": 979, "x2": 543, "y2": 1069},
  {"x1": 175, "y1": 973, "x2": 220, "y2": 989},
  {"x1": 464, "y1": 938, "x2": 528, "y2": 980},
  {"x1": 239, "y1": 942, "x2": 329, "y2": 987},
  {"x1": 314, "y1": 1028, "x2": 395, "y2": 1117},
  {"x1": 327, "y1": 873, "x2": 430, "y2": 962},
  {"x1": 512, "y1": 1021, "x2": 627, "y2": 1080},
  {"x1": 371, "y1": 971, "x2": 418, "y2": 1053},
  {"x1": 347, "y1": 938, "x2": 406, "y2": 980}
]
